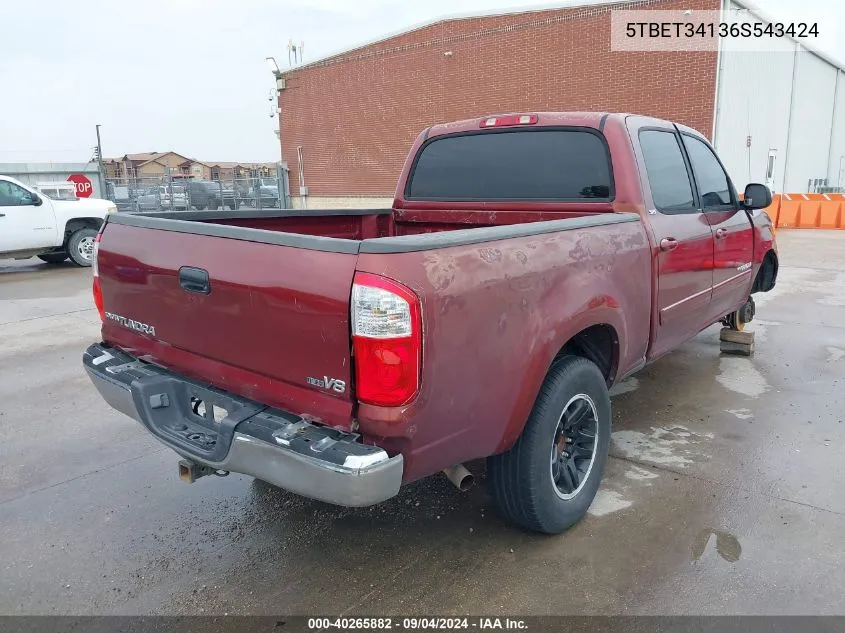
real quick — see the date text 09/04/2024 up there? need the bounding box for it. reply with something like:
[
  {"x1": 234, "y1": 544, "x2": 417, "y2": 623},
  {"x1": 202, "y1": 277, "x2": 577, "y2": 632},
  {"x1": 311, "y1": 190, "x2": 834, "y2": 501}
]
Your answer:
[
  {"x1": 307, "y1": 618, "x2": 528, "y2": 630},
  {"x1": 626, "y1": 22, "x2": 819, "y2": 38}
]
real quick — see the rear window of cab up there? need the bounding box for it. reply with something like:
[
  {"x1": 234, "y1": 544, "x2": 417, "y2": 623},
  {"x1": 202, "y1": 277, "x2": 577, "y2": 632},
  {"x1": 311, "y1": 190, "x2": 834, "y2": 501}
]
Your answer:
[{"x1": 405, "y1": 128, "x2": 613, "y2": 202}]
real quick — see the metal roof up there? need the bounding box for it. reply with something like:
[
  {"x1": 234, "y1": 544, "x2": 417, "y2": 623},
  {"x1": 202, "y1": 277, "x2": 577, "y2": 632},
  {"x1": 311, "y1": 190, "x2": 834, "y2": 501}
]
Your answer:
[
  {"x1": 281, "y1": 0, "x2": 844, "y2": 75},
  {"x1": 730, "y1": 0, "x2": 845, "y2": 72}
]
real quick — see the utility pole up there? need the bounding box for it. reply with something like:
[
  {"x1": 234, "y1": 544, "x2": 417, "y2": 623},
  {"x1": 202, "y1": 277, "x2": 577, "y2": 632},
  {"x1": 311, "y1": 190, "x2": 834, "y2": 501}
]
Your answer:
[{"x1": 95, "y1": 124, "x2": 106, "y2": 199}]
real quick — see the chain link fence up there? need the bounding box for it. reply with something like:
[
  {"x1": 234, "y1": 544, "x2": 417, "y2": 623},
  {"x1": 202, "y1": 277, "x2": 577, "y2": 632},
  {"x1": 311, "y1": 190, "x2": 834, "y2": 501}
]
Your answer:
[{"x1": 105, "y1": 166, "x2": 290, "y2": 213}]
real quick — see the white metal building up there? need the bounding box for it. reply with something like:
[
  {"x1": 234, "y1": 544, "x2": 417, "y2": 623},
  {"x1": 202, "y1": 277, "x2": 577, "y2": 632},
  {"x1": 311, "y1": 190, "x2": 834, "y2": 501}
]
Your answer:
[
  {"x1": 714, "y1": 0, "x2": 845, "y2": 192},
  {"x1": 275, "y1": 0, "x2": 843, "y2": 204}
]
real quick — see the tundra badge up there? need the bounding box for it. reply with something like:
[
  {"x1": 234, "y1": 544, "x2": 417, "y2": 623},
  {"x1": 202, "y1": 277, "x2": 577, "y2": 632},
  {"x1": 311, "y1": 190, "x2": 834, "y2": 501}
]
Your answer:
[
  {"x1": 307, "y1": 376, "x2": 347, "y2": 394},
  {"x1": 104, "y1": 312, "x2": 156, "y2": 337}
]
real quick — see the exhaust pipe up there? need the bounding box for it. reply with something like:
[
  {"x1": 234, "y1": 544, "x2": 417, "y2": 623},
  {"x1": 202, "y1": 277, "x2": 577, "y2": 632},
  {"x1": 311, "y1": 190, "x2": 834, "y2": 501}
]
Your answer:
[{"x1": 443, "y1": 464, "x2": 474, "y2": 492}]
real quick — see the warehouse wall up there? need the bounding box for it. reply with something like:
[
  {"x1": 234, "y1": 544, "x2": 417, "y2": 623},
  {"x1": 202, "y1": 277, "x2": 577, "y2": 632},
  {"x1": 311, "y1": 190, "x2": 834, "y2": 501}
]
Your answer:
[
  {"x1": 713, "y1": 38, "x2": 795, "y2": 192},
  {"x1": 827, "y1": 72, "x2": 845, "y2": 188},
  {"x1": 278, "y1": 0, "x2": 719, "y2": 200},
  {"x1": 290, "y1": 196, "x2": 393, "y2": 210},
  {"x1": 784, "y1": 51, "x2": 839, "y2": 192},
  {"x1": 0, "y1": 163, "x2": 105, "y2": 198},
  {"x1": 716, "y1": 0, "x2": 843, "y2": 196}
]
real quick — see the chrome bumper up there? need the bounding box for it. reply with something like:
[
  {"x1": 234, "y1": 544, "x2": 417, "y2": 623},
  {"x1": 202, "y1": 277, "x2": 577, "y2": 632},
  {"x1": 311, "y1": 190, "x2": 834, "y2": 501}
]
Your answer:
[{"x1": 83, "y1": 344, "x2": 403, "y2": 507}]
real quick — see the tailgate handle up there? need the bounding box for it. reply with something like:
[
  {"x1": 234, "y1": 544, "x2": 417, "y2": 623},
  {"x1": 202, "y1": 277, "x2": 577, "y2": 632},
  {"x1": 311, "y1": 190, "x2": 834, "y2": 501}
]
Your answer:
[{"x1": 179, "y1": 267, "x2": 211, "y2": 295}]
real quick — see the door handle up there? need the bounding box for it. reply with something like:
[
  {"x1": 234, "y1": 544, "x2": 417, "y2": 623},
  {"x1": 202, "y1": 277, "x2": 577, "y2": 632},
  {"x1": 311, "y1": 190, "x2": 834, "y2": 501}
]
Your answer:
[
  {"x1": 0, "y1": 213, "x2": 5, "y2": 217},
  {"x1": 715, "y1": 228, "x2": 728, "y2": 239},
  {"x1": 178, "y1": 267, "x2": 211, "y2": 295},
  {"x1": 660, "y1": 238, "x2": 679, "y2": 252}
]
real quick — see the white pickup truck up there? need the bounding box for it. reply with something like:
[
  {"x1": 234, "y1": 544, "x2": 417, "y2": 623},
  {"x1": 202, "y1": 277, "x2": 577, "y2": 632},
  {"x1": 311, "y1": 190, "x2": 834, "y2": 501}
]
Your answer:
[{"x1": 0, "y1": 175, "x2": 116, "y2": 267}]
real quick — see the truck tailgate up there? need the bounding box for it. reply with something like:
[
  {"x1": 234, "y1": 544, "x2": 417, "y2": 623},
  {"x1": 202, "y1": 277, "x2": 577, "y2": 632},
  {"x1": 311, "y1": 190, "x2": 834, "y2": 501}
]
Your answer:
[{"x1": 97, "y1": 222, "x2": 357, "y2": 429}]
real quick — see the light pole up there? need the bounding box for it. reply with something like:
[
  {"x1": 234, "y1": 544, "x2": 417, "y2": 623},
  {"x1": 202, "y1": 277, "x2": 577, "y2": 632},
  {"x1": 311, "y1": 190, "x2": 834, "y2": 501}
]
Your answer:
[
  {"x1": 95, "y1": 124, "x2": 106, "y2": 198},
  {"x1": 266, "y1": 57, "x2": 285, "y2": 157},
  {"x1": 266, "y1": 56, "x2": 287, "y2": 207}
]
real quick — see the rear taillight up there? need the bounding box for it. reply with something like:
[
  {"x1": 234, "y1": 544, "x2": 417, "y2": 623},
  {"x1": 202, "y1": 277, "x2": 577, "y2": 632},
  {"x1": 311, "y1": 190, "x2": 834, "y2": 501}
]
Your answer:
[
  {"x1": 92, "y1": 231, "x2": 105, "y2": 322},
  {"x1": 351, "y1": 272, "x2": 421, "y2": 407}
]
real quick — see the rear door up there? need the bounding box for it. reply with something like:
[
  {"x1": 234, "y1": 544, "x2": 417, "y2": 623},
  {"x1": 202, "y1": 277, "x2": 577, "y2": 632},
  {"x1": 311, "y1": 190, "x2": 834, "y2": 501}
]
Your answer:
[
  {"x1": 628, "y1": 119, "x2": 715, "y2": 359},
  {"x1": 97, "y1": 220, "x2": 359, "y2": 428},
  {"x1": 679, "y1": 131, "x2": 754, "y2": 320}
]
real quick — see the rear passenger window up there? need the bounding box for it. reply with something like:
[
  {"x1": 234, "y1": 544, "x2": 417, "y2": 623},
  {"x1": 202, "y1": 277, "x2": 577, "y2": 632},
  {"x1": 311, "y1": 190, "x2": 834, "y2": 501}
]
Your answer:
[
  {"x1": 639, "y1": 130, "x2": 696, "y2": 213},
  {"x1": 682, "y1": 135, "x2": 734, "y2": 208},
  {"x1": 406, "y1": 129, "x2": 613, "y2": 201}
]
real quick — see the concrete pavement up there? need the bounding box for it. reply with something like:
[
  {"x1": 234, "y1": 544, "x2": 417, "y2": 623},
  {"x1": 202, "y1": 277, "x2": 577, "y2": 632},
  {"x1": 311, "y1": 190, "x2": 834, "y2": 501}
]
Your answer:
[{"x1": 1, "y1": 231, "x2": 844, "y2": 615}]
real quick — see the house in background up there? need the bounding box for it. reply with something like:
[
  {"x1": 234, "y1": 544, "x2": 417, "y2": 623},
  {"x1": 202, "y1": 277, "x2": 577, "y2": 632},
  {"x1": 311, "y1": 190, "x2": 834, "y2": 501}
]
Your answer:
[
  {"x1": 105, "y1": 154, "x2": 273, "y2": 183},
  {"x1": 104, "y1": 152, "x2": 211, "y2": 181},
  {"x1": 208, "y1": 162, "x2": 277, "y2": 181}
]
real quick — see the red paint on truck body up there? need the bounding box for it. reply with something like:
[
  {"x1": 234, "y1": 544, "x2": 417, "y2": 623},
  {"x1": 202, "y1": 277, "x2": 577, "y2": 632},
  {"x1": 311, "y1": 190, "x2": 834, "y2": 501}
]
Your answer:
[{"x1": 94, "y1": 112, "x2": 777, "y2": 485}]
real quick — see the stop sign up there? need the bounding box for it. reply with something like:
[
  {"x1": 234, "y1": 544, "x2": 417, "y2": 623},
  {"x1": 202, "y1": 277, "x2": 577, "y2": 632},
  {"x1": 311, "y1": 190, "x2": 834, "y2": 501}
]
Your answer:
[{"x1": 67, "y1": 174, "x2": 94, "y2": 198}]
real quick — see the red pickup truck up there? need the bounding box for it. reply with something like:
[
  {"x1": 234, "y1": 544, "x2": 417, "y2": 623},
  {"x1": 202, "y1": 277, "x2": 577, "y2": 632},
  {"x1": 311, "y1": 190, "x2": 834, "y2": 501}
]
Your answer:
[{"x1": 84, "y1": 112, "x2": 777, "y2": 534}]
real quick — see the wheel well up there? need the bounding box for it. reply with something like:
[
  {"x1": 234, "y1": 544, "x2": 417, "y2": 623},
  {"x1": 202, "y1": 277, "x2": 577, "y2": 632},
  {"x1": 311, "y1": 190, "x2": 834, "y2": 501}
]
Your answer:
[
  {"x1": 752, "y1": 250, "x2": 778, "y2": 293},
  {"x1": 555, "y1": 324, "x2": 619, "y2": 386},
  {"x1": 63, "y1": 218, "x2": 103, "y2": 245}
]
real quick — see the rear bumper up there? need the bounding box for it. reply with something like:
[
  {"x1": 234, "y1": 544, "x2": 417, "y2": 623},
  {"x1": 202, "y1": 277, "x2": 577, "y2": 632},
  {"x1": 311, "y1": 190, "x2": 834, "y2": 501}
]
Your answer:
[{"x1": 83, "y1": 343, "x2": 403, "y2": 507}]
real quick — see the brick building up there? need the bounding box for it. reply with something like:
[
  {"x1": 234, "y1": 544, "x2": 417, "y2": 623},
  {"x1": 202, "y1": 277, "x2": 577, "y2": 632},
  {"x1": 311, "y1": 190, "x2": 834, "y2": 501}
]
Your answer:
[{"x1": 277, "y1": 0, "x2": 845, "y2": 208}]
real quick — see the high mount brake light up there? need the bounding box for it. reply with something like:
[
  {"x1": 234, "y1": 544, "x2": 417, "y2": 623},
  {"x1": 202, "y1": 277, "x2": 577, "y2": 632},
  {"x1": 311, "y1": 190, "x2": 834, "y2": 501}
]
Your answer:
[{"x1": 479, "y1": 114, "x2": 538, "y2": 128}]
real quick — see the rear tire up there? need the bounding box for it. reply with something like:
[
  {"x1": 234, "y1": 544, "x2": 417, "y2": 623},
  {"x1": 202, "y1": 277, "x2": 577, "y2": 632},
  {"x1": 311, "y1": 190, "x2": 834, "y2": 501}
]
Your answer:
[
  {"x1": 38, "y1": 253, "x2": 68, "y2": 264},
  {"x1": 488, "y1": 356, "x2": 611, "y2": 534},
  {"x1": 67, "y1": 228, "x2": 98, "y2": 267}
]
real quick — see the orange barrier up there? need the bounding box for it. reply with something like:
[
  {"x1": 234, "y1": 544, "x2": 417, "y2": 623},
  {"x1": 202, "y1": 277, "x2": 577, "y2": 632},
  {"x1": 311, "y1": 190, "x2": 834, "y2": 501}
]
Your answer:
[{"x1": 776, "y1": 193, "x2": 845, "y2": 229}]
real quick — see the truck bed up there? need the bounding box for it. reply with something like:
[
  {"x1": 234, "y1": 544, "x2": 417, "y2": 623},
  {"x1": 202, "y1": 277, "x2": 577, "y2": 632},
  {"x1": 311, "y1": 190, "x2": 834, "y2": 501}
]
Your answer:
[
  {"x1": 116, "y1": 205, "x2": 622, "y2": 250},
  {"x1": 98, "y1": 207, "x2": 640, "y2": 435}
]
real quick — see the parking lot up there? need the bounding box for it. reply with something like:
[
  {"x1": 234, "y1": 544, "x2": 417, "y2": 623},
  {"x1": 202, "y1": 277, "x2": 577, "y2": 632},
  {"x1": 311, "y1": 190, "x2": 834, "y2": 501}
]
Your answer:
[{"x1": 1, "y1": 229, "x2": 843, "y2": 616}]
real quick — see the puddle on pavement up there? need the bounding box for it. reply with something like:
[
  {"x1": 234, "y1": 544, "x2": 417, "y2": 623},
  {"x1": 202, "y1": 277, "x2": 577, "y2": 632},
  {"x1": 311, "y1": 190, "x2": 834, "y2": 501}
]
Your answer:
[
  {"x1": 692, "y1": 528, "x2": 742, "y2": 563},
  {"x1": 623, "y1": 465, "x2": 659, "y2": 482},
  {"x1": 609, "y1": 376, "x2": 639, "y2": 397},
  {"x1": 716, "y1": 357, "x2": 770, "y2": 398},
  {"x1": 726, "y1": 408, "x2": 754, "y2": 420},
  {"x1": 611, "y1": 425, "x2": 713, "y2": 468},
  {"x1": 587, "y1": 489, "x2": 633, "y2": 517},
  {"x1": 827, "y1": 347, "x2": 845, "y2": 363}
]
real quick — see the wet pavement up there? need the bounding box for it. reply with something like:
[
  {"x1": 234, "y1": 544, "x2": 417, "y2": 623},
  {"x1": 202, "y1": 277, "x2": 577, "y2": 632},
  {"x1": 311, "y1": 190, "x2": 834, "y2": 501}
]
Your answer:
[{"x1": 1, "y1": 231, "x2": 844, "y2": 616}]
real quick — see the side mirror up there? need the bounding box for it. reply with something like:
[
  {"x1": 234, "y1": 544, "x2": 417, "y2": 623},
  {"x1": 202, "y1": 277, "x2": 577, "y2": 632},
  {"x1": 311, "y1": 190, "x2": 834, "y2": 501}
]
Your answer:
[
  {"x1": 742, "y1": 183, "x2": 772, "y2": 210},
  {"x1": 23, "y1": 192, "x2": 42, "y2": 206}
]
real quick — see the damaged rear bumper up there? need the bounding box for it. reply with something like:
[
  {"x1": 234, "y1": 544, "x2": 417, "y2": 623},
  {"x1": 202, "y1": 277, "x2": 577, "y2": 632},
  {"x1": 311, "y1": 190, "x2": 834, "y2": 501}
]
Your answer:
[{"x1": 83, "y1": 343, "x2": 403, "y2": 507}]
